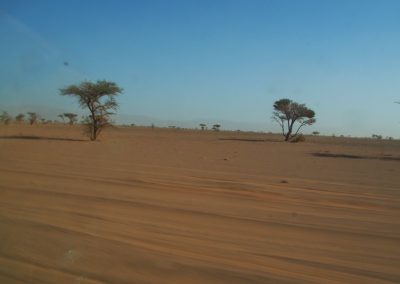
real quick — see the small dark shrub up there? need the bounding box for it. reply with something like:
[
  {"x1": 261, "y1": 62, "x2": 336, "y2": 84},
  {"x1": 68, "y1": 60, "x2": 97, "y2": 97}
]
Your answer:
[{"x1": 290, "y1": 134, "x2": 305, "y2": 143}]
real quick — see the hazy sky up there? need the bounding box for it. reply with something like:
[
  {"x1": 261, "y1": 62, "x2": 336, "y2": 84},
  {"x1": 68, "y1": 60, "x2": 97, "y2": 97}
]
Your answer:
[{"x1": 1, "y1": 0, "x2": 400, "y2": 136}]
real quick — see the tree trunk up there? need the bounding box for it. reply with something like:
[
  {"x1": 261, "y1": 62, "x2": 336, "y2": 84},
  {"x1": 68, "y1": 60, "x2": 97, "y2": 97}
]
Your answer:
[
  {"x1": 90, "y1": 111, "x2": 97, "y2": 141},
  {"x1": 285, "y1": 125, "x2": 293, "y2": 141},
  {"x1": 284, "y1": 119, "x2": 296, "y2": 142},
  {"x1": 91, "y1": 122, "x2": 97, "y2": 140}
]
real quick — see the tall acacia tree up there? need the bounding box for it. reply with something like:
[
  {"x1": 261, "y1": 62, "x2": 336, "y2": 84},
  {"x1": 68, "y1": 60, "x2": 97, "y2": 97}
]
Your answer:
[
  {"x1": 272, "y1": 98, "x2": 316, "y2": 141},
  {"x1": 27, "y1": 112, "x2": 38, "y2": 125},
  {"x1": 63, "y1": 113, "x2": 78, "y2": 125},
  {"x1": 60, "y1": 80, "x2": 122, "y2": 141}
]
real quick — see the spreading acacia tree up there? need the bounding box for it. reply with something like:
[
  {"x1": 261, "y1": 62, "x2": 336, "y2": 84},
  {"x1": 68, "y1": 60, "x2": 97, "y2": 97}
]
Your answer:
[
  {"x1": 212, "y1": 124, "x2": 221, "y2": 131},
  {"x1": 63, "y1": 113, "x2": 78, "y2": 125},
  {"x1": 272, "y1": 98, "x2": 316, "y2": 141},
  {"x1": 59, "y1": 80, "x2": 123, "y2": 140},
  {"x1": 15, "y1": 113, "x2": 25, "y2": 123},
  {"x1": 27, "y1": 112, "x2": 38, "y2": 125}
]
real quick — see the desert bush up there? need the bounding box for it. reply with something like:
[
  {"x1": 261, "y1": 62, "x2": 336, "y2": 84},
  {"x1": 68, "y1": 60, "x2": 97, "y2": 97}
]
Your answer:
[
  {"x1": 372, "y1": 134, "x2": 382, "y2": 140},
  {"x1": 290, "y1": 134, "x2": 306, "y2": 143}
]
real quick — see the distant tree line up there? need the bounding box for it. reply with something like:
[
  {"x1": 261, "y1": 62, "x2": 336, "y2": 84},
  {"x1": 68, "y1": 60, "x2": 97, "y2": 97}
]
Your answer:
[
  {"x1": 198, "y1": 123, "x2": 221, "y2": 131},
  {"x1": 2, "y1": 82, "x2": 398, "y2": 142},
  {"x1": 0, "y1": 111, "x2": 79, "y2": 125}
]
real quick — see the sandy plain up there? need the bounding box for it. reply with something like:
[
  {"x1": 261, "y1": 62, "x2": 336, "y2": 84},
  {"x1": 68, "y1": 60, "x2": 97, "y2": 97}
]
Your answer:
[{"x1": 0, "y1": 124, "x2": 399, "y2": 284}]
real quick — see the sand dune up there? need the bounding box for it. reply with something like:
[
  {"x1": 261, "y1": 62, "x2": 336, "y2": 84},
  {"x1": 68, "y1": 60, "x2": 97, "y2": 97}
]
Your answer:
[{"x1": 1, "y1": 124, "x2": 399, "y2": 283}]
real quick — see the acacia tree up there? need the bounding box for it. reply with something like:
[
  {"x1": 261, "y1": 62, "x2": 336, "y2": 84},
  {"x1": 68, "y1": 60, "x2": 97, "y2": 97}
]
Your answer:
[
  {"x1": 15, "y1": 113, "x2": 25, "y2": 123},
  {"x1": 27, "y1": 112, "x2": 38, "y2": 125},
  {"x1": 272, "y1": 98, "x2": 316, "y2": 141},
  {"x1": 58, "y1": 114, "x2": 65, "y2": 123},
  {"x1": 199, "y1": 123, "x2": 206, "y2": 130},
  {"x1": 0, "y1": 111, "x2": 12, "y2": 125},
  {"x1": 63, "y1": 113, "x2": 78, "y2": 125},
  {"x1": 212, "y1": 124, "x2": 221, "y2": 131},
  {"x1": 59, "y1": 80, "x2": 122, "y2": 140}
]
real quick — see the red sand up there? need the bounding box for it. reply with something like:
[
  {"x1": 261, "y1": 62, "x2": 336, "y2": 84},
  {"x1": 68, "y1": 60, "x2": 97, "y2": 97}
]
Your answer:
[{"x1": 1, "y1": 124, "x2": 399, "y2": 283}]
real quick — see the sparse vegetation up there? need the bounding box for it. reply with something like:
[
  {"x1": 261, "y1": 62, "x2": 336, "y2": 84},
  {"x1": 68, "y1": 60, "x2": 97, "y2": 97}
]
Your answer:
[
  {"x1": 58, "y1": 114, "x2": 65, "y2": 123},
  {"x1": 200, "y1": 123, "x2": 206, "y2": 130},
  {"x1": 60, "y1": 80, "x2": 122, "y2": 141},
  {"x1": 290, "y1": 134, "x2": 306, "y2": 143},
  {"x1": 63, "y1": 113, "x2": 78, "y2": 125},
  {"x1": 272, "y1": 98, "x2": 316, "y2": 141},
  {"x1": 212, "y1": 124, "x2": 221, "y2": 131},
  {"x1": 372, "y1": 134, "x2": 382, "y2": 140},
  {"x1": 27, "y1": 112, "x2": 38, "y2": 125},
  {"x1": 0, "y1": 111, "x2": 12, "y2": 125},
  {"x1": 15, "y1": 113, "x2": 25, "y2": 123}
]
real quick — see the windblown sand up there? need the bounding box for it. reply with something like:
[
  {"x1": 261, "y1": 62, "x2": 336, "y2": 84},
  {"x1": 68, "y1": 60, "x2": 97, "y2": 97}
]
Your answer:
[{"x1": 1, "y1": 124, "x2": 399, "y2": 283}]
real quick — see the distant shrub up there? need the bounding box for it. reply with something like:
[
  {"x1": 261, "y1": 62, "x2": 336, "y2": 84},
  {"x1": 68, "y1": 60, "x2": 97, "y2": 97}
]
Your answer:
[
  {"x1": 372, "y1": 134, "x2": 382, "y2": 140},
  {"x1": 312, "y1": 131, "x2": 320, "y2": 136},
  {"x1": 15, "y1": 113, "x2": 25, "y2": 123},
  {"x1": 0, "y1": 111, "x2": 12, "y2": 125},
  {"x1": 290, "y1": 134, "x2": 305, "y2": 143},
  {"x1": 63, "y1": 113, "x2": 78, "y2": 125},
  {"x1": 27, "y1": 112, "x2": 39, "y2": 125},
  {"x1": 212, "y1": 124, "x2": 221, "y2": 131}
]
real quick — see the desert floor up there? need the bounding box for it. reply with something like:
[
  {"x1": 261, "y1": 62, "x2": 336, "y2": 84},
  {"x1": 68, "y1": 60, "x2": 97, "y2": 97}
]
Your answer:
[{"x1": 0, "y1": 124, "x2": 399, "y2": 284}]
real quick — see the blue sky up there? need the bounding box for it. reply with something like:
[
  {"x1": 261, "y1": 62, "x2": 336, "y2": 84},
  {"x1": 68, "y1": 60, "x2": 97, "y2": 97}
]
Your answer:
[{"x1": 1, "y1": 0, "x2": 400, "y2": 136}]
